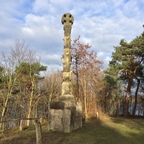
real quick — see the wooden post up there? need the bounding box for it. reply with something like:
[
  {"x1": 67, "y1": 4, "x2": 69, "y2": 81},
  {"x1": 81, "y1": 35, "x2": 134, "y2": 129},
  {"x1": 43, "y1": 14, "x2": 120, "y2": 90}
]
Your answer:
[
  {"x1": 19, "y1": 120, "x2": 23, "y2": 131},
  {"x1": 35, "y1": 119, "x2": 43, "y2": 144},
  {"x1": 96, "y1": 111, "x2": 99, "y2": 119}
]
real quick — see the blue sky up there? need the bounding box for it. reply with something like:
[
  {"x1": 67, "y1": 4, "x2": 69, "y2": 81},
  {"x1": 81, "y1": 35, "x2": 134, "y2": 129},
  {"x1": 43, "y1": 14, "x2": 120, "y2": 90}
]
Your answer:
[{"x1": 0, "y1": 0, "x2": 144, "y2": 70}]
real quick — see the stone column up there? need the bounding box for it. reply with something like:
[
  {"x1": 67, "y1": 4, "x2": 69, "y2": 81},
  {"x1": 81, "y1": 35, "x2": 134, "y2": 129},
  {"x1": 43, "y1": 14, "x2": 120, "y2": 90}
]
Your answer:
[
  {"x1": 60, "y1": 13, "x2": 75, "y2": 107},
  {"x1": 48, "y1": 13, "x2": 82, "y2": 133}
]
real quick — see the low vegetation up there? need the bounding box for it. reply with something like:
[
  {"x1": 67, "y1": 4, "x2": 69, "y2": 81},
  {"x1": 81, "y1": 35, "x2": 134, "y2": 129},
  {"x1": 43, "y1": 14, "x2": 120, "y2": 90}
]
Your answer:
[{"x1": 0, "y1": 116, "x2": 144, "y2": 144}]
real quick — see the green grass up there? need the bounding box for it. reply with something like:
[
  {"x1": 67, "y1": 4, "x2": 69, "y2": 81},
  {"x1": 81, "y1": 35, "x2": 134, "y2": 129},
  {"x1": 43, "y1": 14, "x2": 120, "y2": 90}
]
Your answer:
[{"x1": 0, "y1": 116, "x2": 144, "y2": 144}]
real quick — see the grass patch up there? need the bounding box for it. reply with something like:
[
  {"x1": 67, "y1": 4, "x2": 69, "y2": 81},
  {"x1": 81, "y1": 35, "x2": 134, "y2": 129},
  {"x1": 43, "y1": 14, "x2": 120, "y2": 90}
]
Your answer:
[{"x1": 0, "y1": 116, "x2": 144, "y2": 144}]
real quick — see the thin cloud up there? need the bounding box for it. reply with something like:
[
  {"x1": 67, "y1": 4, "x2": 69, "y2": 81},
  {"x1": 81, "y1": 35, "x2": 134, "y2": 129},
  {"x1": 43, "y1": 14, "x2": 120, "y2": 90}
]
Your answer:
[{"x1": 0, "y1": 0, "x2": 143, "y2": 69}]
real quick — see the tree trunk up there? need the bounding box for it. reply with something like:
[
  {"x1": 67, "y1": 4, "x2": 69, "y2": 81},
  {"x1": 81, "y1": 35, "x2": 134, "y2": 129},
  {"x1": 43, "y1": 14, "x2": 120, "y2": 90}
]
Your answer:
[
  {"x1": 0, "y1": 93, "x2": 11, "y2": 130},
  {"x1": 73, "y1": 55, "x2": 80, "y2": 100},
  {"x1": 83, "y1": 74, "x2": 88, "y2": 119},
  {"x1": 26, "y1": 98, "x2": 32, "y2": 126},
  {"x1": 132, "y1": 78, "x2": 140, "y2": 116},
  {"x1": 19, "y1": 120, "x2": 23, "y2": 131},
  {"x1": 48, "y1": 93, "x2": 52, "y2": 110},
  {"x1": 26, "y1": 76, "x2": 34, "y2": 126},
  {"x1": 1, "y1": 95, "x2": 9, "y2": 119},
  {"x1": 75, "y1": 57, "x2": 80, "y2": 99},
  {"x1": 124, "y1": 78, "x2": 133, "y2": 117}
]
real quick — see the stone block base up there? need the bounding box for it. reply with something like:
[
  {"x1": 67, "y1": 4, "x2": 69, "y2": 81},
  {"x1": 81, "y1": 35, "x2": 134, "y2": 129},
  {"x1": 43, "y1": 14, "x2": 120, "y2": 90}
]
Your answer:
[{"x1": 48, "y1": 101, "x2": 82, "y2": 133}]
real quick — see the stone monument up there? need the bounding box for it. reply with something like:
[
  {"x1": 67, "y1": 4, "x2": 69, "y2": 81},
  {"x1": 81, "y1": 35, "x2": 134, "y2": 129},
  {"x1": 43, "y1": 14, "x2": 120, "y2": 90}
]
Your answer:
[
  {"x1": 48, "y1": 13, "x2": 82, "y2": 133},
  {"x1": 60, "y1": 13, "x2": 75, "y2": 106}
]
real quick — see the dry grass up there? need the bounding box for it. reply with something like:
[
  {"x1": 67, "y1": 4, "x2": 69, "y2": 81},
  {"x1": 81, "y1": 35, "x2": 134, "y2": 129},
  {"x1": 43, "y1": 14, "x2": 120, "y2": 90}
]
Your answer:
[{"x1": 0, "y1": 116, "x2": 144, "y2": 144}]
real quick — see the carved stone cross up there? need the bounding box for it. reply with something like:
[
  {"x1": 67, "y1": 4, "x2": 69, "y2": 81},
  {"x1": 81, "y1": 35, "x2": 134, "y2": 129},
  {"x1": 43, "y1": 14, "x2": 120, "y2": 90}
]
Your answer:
[
  {"x1": 61, "y1": 13, "x2": 74, "y2": 25},
  {"x1": 61, "y1": 13, "x2": 74, "y2": 37}
]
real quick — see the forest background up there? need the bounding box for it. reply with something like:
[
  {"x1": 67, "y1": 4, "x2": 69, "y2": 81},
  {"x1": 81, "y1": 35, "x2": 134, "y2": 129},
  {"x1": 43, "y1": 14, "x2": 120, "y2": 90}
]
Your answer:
[{"x1": 0, "y1": 27, "x2": 144, "y2": 130}]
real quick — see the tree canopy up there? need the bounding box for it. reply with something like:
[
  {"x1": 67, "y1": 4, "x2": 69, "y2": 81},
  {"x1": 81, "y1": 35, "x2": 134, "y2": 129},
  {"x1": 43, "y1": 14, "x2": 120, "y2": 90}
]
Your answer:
[{"x1": 105, "y1": 28, "x2": 144, "y2": 117}]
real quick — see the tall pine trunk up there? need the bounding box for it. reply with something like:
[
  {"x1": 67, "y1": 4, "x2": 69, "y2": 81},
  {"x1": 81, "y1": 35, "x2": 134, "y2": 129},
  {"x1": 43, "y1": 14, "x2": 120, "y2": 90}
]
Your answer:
[
  {"x1": 124, "y1": 78, "x2": 133, "y2": 117},
  {"x1": 132, "y1": 78, "x2": 140, "y2": 116}
]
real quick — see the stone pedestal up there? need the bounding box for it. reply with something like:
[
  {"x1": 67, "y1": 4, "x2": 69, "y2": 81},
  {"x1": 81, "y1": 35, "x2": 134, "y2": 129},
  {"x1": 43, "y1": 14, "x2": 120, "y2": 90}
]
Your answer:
[{"x1": 48, "y1": 100, "x2": 82, "y2": 133}]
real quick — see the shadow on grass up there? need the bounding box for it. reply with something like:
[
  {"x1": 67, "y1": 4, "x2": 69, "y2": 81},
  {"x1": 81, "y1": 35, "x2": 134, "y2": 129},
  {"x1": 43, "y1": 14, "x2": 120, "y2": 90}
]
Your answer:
[{"x1": 1, "y1": 117, "x2": 144, "y2": 144}]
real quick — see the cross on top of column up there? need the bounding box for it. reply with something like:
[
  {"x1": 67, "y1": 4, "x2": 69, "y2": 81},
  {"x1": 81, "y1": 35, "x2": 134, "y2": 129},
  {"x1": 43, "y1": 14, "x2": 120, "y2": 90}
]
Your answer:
[{"x1": 61, "y1": 13, "x2": 74, "y2": 25}]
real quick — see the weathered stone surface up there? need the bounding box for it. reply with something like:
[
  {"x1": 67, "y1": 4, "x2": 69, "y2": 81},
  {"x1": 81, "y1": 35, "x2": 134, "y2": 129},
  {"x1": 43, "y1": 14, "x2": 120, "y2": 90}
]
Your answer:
[
  {"x1": 62, "y1": 71, "x2": 71, "y2": 81},
  {"x1": 49, "y1": 109, "x2": 64, "y2": 131},
  {"x1": 61, "y1": 13, "x2": 74, "y2": 37},
  {"x1": 50, "y1": 98, "x2": 75, "y2": 110},
  {"x1": 48, "y1": 13, "x2": 82, "y2": 133},
  {"x1": 48, "y1": 103, "x2": 82, "y2": 133},
  {"x1": 61, "y1": 13, "x2": 73, "y2": 96},
  {"x1": 50, "y1": 101, "x2": 65, "y2": 109},
  {"x1": 63, "y1": 109, "x2": 71, "y2": 133},
  {"x1": 48, "y1": 109, "x2": 71, "y2": 133},
  {"x1": 59, "y1": 94, "x2": 75, "y2": 108},
  {"x1": 61, "y1": 13, "x2": 74, "y2": 25},
  {"x1": 61, "y1": 82, "x2": 72, "y2": 95},
  {"x1": 74, "y1": 101, "x2": 83, "y2": 130},
  {"x1": 64, "y1": 36, "x2": 71, "y2": 48}
]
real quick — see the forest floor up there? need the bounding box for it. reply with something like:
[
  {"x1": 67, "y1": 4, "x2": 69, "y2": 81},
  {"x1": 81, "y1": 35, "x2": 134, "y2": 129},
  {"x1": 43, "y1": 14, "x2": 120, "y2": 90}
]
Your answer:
[{"x1": 0, "y1": 116, "x2": 144, "y2": 144}]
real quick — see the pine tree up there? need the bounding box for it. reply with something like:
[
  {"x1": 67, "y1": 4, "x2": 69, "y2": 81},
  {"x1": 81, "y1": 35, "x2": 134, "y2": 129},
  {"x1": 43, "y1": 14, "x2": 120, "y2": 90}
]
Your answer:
[{"x1": 106, "y1": 28, "x2": 144, "y2": 117}]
